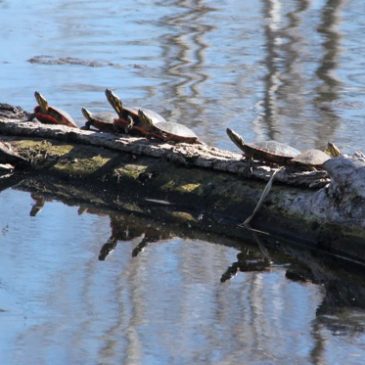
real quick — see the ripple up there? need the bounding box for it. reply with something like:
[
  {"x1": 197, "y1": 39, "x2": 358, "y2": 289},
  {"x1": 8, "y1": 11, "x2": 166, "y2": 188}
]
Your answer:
[{"x1": 27, "y1": 55, "x2": 123, "y2": 69}]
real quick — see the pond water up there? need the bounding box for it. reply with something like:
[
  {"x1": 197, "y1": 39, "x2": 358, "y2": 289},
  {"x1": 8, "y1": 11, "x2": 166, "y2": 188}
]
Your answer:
[
  {"x1": 1, "y1": 0, "x2": 365, "y2": 364},
  {"x1": 1, "y1": 187, "x2": 365, "y2": 365}
]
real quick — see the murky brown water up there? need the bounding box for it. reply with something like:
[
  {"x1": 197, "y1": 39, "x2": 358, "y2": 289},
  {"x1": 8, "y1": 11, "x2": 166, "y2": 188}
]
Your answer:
[{"x1": 1, "y1": 0, "x2": 365, "y2": 364}]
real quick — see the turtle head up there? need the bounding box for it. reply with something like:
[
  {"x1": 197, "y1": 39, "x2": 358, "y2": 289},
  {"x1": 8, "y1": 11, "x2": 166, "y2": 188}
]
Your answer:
[
  {"x1": 81, "y1": 107, "x2": 92, "y2": 121},
  {"x1": 138, "y1": 109, "x2": 154, "y2": 130},
  {"x1": 325, "y1": 142, "x2": 341, "y2": 157},
  {"x1": 34, "y1": 91, "x2": 49, "y2": 113},
  {"x1": 105, "y1": 89, "x2": 124, "y2": 116},
  {"x1": 226, "y1": 128, "x2": 246, "y2": 151}
]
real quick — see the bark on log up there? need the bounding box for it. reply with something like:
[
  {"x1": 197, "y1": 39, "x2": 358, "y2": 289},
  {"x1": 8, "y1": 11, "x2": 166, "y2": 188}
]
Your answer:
[{"x1": 0, "y1": 104, "x2": 364, "y2": 264}]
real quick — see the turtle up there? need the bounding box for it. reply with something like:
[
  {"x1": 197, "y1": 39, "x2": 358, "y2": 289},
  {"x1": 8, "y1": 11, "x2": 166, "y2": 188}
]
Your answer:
[
  {"x1": 241, "y1": 142, "x2": 341, "y2": 229},
  {"x1": 288, "y1": 143, "x2": 341, "y2": 170},
  {"x1": 137, "y1": 109, "x2": 202, "y2": 144},
  {"x1": 33, "y1": 91, "x2": 78, "y2": 128},
  {"x1": 81, "y1": 107, "x2": 120, "y2": 133},
  {"x1": 105, "y1": 89, "x2": 201, "y2": 143},
  {"x1": 105, "y1": 88, "x2": 166, "y2": 136},
  {"x1": 325, "y1": 142, "x2": 341, "y2": 157},
  {"x1": 290, "y1": 146, "x2": 339, "y2": 170},
  {"x1": 226, "y1": 128, "x2": 300, "y2": 165}
]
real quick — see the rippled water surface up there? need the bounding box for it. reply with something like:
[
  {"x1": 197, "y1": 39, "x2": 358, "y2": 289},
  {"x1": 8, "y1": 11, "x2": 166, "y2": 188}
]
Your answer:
[
  {"x1": 1, "y1": 0, "x2": 365, "y2": 364},
  {"x1": 1, "y1": 0, "x2": 365, "y2": 152},
  {"x1": 1, "y1": 188, "x2": 365, "y2": 365}
]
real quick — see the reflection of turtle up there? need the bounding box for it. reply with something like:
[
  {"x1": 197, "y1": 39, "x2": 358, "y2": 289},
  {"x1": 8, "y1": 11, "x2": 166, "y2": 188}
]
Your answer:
[
  {"x1": 33, "y1": 91, "x2": 78, "y2": 128},
  {"x1": 226, "y1": 128, "x2": 300, "y2": 164},
  {"x1": 137, "y1": 109, "x2": 202, "y2": 144},
  {"x1": 81, "y1": 107, "x2": 119, "y2": 133},
  {"x1": 30, "y1": 194, "x2": 46, "y2": 217}
]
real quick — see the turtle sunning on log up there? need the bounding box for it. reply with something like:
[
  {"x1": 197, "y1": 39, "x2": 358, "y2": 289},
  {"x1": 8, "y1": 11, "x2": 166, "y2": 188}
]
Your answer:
[
  {"x1": 137, "y1": 109, "x2": 202, "y2": 144},
  {"x1": 81, "y1": 107, "x2": 121, "y2": 133},
  {"x1": 226, "y1": 128, "x2": 342, "y2": 229},
  {"x1": 227, "y1": 127, "x2": 341, "y2": 170},
  {"x1": 226, "y1": 128, "x2": 300, "y2": 165},
  {"x1": 32, "y1": 91, "x2": 78, "y2": 128},
  {"x1": 105, "y1": 88, "x2": 167, "y2": 136},
  {"x1": 106, "y1": 89, "x2": 201, "y2": 144}
]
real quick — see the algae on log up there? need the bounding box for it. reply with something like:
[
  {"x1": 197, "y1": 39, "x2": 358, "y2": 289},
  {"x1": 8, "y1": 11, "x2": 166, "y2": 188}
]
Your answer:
[{"x1": 0, "y1": 105, "x2": 365, "y2": 264}]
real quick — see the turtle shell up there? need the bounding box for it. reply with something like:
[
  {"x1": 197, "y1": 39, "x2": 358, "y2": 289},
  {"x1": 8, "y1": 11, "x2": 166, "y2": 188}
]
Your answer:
[
  {"x1": 152, "y1": 121, "x2": 199, "y2": 142},
  {"x1": 243, "y1": 141, "x2": 300, "y2": 163},
  {"x1": 86, "y1": 112, "x2": 117, "y2": 132},
  {"x1": 291, "y1": 149, "x2": 330, "y2": 167},
  {"x1": 128, "y1": 107, "x2": 167, "y2": 124},
  {"x1": 35, "y1": 105, "x2": 78, "y2": 128},
  {"x1": 114, "y1": 106, "x2": 167, "y2": 128}
]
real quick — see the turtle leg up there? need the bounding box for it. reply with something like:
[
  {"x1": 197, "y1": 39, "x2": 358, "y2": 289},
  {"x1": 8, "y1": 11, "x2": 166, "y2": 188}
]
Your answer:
[
  {"x1": 27, "y1": 112, "x2": 36, "y2": 121},
  {"x1": 81, "y1": 121, "x2": 91, "y2": 130}
]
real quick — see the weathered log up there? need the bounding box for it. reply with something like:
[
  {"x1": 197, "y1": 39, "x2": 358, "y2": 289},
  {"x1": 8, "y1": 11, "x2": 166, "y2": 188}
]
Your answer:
[
  {"x1": 0, "y1": 113, "x2": 330, "y2": 188},
  {"x1": 0, "y1": 141, "x2": 30, "y2": 168},
  {"x1": 0, "y1": 104, "x2": 364, "y2": 264}
]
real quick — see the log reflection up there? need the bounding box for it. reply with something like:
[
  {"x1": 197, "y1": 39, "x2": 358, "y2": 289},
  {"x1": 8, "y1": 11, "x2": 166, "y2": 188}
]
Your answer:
[{"x1": 17, "y1": 178, "x2": 365, "y2": 361}]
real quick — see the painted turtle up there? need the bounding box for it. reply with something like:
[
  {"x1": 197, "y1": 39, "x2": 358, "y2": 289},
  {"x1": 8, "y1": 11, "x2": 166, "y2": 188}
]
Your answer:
[
  {"x1": 289, "y1": 143, "x2": 341, "y2": 170},
  {"x1": 226, "y1": 128, "x2": 300, "y2": 164},
  {"x1": 81, "y1": 107, "x2": 120, "y2": 133},
  {"x1": 137, "y1": 109, "x2": 201, "y2": 144},
  {"x1": 325, "y1": 142, "x2": 341, "y2": 157},
  {"x1": 241, "y1": 143, "x2": 341, "y2": 228},
  {"x1": 105, "y1": 88, "x2": 167, "y2": 136},
  {"x1": 33, "y1": 91, "x2": 78, "y2": 128},
  {"x1": 291, "y1": 149, "x2": 330, "y2": 169}
]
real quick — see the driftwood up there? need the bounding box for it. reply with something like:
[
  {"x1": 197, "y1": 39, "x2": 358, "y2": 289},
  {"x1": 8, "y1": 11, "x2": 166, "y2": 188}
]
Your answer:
[{"x1": 0, "y1": 104, "x2": 365, "y2": 264}]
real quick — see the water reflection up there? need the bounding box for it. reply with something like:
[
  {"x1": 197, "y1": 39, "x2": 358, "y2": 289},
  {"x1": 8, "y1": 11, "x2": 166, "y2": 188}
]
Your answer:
[
  {"x1": 160, "y1": 1, "x2": 214, "y2": 127},
  {"x1": 260, "y1": 0, "x2": 344, "y2": 149},
  {"x1": 29, "y1": 193, "x2": 46, "y2": 216},
  {"x1": 221, "y1": 232, "x2": 273, "y2": 282},
  {"x1": 98, "y1": 213, "x2": 171, "y2": 260},
  {"x1": 1, "y1": 0, "x2": 364, "y2": 152},
  {"x1": 28, "y1": 185, "x2": 365, "y2": 321},
  {"x1": 0, "y1": 184, "x2": 363, "y2": 363},
  {"x1": 314, "y1": 0, "x2": 343, "y2": 148}
]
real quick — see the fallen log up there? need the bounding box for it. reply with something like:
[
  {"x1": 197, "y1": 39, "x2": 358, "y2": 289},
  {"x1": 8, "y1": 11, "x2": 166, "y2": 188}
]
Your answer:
[{"x1": 0, "y1": 104, "x2": 364, "y2": 264}]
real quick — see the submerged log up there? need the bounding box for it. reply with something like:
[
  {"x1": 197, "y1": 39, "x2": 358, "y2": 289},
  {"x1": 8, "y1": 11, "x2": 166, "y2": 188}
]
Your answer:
[{"x1": 0, "y1": 104, "x2": 364, "y2": 264}]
